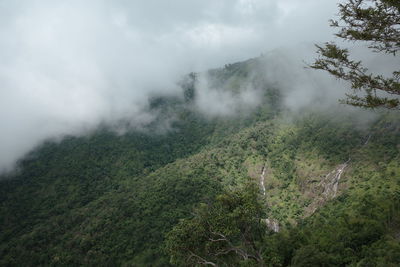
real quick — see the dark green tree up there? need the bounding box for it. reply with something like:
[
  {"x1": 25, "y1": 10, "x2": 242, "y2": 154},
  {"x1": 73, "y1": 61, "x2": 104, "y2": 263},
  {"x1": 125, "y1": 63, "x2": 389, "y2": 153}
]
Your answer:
[
  {"x1": 312, "y1": 0, "x2": 400, "y2": 109},
  {"x1": 165, "y1": 183, "x2": 272, "y2": 266}
]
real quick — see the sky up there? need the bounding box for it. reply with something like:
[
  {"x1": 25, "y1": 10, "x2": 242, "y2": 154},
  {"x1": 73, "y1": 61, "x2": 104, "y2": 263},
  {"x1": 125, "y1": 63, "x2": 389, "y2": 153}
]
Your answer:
[{"x1": 0, "y1": 0, "x2": 343, "y2": 173}]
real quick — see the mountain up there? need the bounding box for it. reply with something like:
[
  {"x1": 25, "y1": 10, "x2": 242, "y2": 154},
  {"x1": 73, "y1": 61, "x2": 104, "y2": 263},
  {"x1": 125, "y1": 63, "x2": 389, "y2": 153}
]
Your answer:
[{"x1": 1, "y1": 56, "x2": 399, "y2": 266}]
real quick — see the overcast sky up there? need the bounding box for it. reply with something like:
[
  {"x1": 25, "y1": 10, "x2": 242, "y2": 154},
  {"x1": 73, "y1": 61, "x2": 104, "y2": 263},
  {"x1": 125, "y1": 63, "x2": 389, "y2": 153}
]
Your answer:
[{"x1": 0, "y1": 0, "x2": 342, "y2": 173}]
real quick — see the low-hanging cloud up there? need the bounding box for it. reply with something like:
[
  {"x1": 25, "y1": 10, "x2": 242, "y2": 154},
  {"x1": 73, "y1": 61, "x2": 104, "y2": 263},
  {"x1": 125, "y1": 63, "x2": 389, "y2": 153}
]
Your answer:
[{"x1": 0, "y1": 0, "x2": 342, "y2": 173}]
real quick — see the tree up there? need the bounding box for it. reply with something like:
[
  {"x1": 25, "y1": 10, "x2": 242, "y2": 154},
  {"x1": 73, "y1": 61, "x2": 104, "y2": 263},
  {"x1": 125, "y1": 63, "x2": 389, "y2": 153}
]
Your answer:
[
  {"x1": 165, "y1": 183, "x2": 272, "y2": 266},
  {"x1": 311, "y1": 0, "x2": 400, "y2": 109}
]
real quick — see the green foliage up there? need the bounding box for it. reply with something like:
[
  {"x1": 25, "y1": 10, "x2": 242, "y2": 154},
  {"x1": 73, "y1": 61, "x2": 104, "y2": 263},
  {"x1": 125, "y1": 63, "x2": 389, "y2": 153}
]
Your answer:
[
  {"x1": 0, "y1": 56, "x2": 399, "y2": 266},
  {"x1": 166, "y1": 182, "x2": 268, "y2": 266},
  {"x1": 287, "y1": 187, "x2": 400, "y2": 266},
  {"x1": 312, "y1": 0, "x2": 400, "y2": 109}
]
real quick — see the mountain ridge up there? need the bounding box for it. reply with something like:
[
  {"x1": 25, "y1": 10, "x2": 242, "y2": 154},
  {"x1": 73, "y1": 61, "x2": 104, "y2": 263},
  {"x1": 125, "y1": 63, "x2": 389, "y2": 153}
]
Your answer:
[{"x1": 1, "y1": 56, "x2": 399, "y2": 266}]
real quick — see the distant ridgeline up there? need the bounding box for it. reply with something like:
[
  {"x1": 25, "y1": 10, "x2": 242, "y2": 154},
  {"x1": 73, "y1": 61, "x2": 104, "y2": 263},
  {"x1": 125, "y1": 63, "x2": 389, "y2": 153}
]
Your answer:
[{"x1": 1, "y1": 57, "x2": 399, "y2": 266}]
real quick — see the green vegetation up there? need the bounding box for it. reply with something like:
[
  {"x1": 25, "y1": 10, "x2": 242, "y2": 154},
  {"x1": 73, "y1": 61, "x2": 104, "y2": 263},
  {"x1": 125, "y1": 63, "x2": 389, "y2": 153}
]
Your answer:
[
  {"x1": 167, "y1": 112, "x2": 400, "y2": 266},
  {"x1": 312, "y1": 0, "x2": 400, "y2": 109},
  {"x1": 166, "y1": 183, "x2": 267, "y2": 266},
  {"x1": 0, "y1": 57, "x2": 399, "y2": 266}
]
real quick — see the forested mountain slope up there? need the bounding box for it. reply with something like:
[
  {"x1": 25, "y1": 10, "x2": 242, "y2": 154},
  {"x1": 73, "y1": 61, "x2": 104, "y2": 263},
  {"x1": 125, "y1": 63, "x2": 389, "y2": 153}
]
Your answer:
[{"x1": 0, "y1": 56, "x2": 399, "y2": 266}]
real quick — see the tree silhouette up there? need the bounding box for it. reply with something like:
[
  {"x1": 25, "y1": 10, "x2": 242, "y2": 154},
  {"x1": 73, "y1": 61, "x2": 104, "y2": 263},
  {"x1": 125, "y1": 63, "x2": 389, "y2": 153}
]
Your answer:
[{"x1": 312, "y1": 0, "x2": 400, "y2": 109}]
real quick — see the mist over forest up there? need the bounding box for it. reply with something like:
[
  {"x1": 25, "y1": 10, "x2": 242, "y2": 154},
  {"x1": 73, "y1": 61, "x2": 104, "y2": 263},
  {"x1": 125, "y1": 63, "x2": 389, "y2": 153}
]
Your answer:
[
  {"x1": 0, "y1": 0, "x2": 344, "y2": 173},
  {"x1": 0, "y1": 1, "x2": 399, "y2": 266}
]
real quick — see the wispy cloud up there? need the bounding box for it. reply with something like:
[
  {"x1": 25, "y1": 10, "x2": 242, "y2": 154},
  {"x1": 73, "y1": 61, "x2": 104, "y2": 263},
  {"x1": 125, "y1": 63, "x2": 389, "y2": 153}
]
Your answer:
[{"x1": 0, "y1": 0, "x2": 340, "y2": 172}]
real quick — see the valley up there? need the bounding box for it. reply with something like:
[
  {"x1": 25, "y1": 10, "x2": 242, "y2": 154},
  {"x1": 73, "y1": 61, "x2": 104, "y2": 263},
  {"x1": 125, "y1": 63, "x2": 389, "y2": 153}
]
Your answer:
[{"x1": 1, "y1": 56, "x2": 399, "y2": 266}]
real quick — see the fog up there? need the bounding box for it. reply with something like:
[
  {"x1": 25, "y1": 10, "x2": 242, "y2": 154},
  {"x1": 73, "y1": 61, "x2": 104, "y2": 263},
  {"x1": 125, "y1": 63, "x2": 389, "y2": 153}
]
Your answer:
[{"x1": 0, "y1": 0, "x2": 354, "y2": 172}]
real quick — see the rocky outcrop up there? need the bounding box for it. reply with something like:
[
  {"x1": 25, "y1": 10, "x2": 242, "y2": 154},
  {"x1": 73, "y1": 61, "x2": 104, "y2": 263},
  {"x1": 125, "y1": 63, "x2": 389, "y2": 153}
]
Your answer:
[
  {"x1": 304, "y1": 159, "x2": 350, "y2": 216},
  {"x1": 259, "y1": 164, "x2": 280, "y2": 232},
  {"x1": 263, "y1": 218, "x2": 280, "y2": 233},
  {"x1": 260, "y1": 165, "x2": 266, "y2": 196},
  {"x1": 320, "y1": 160, "x2": 350, "y2": 199}
]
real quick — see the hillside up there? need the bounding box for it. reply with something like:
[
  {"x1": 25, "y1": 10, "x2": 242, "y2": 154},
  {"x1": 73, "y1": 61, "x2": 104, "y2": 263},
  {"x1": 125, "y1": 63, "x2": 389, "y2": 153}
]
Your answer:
[{"x1": 1, "y1": 56, "x2": 399, "y2": 266}]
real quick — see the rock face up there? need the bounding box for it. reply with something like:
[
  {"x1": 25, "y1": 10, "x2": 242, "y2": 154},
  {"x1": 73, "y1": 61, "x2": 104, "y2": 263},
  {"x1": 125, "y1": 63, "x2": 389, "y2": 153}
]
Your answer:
[
  {"x1": 260, "y1": 165, "x2": 266, "y2": 196},
  {"x1": 259, "y1": 164, "x2": 280, "y2": 232},
  {"x1": 263, "y1": 218, "x2": 280, "y2": 233},
  {"x1": 304, "y1": 160, "x2": 350, "y2": 217},
  {"x1": 321, "y1": 160, "x2": 350, "y2": 199},
  {"x1": 256, "y1": 155, "x2": 351, "y2": 232}
]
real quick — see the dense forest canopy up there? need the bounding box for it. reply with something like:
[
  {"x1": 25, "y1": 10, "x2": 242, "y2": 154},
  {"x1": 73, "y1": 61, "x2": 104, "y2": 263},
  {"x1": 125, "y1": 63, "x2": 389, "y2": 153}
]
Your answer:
[
  {"x1": 0, "y1": 0, "x2": 399, "y2": 266},
  {"x1": 1, "y1": 55, "x2": 399, "y2": 266}
]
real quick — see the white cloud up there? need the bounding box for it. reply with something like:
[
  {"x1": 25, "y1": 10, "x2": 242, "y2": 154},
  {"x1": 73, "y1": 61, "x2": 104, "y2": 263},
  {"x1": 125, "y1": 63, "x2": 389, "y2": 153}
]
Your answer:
[
  {"x1": 194, "y1": 72, "x2": 263, "y2": 117},
  {"x1": 0, "y1": 0, "x2": 342, "y2": 172}
]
